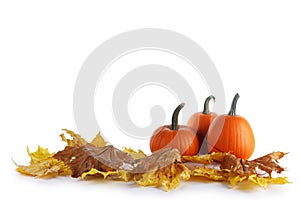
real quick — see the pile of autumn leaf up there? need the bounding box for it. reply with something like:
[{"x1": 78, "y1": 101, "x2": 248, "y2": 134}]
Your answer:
[{"x1": 15, "y1": 129, "x2": 289, "y2": 191}]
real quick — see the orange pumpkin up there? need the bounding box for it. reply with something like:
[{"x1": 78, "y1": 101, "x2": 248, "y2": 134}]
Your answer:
[
  {"x1": 150, "y1": 103, "x2": 199, "y2": 156},
  {"x1": 187, "y1": 95, "x2": 217, "y2": 154},
  {"x1": 207, "y1": 93, "x2": 255, "y2": 159}
]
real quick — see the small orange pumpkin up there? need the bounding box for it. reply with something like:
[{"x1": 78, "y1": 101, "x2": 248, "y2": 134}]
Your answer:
[
  {"x1": 187, "y1": 95, "x2": 217, "y2": 154},
  {"x1": 150, "y1": 103, "x2": 199, "y2": 156},
  {"x1": 207, "y1": 93, "x2": 255, "y2": 159}
]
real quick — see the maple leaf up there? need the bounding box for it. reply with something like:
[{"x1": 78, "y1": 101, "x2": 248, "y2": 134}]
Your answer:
[
  {"x1": 122, "y1": 147, "x2": 146, "y2": 159},
  {"x1": 53, "y1": 143, "x2": 184, "y2": 191},
  {"x1": 15, "y1": 146, "x2": 71, "y2": 177},
  {"x1": 134, "y1": 162, "x2": 189, "y2": 192},
  {"x1": 60, "y1": 129, "x2": 107, "y2": 147},
  {"x1": 184, "y1": 151, "x2": 289, "y2": 188},
  {"x1": 15, "y1": 130, "x2": 290, "y2": 191},
  {"x1": 60, "y1": 129, "x2": 87, "y2": 147},
  {"x1": 81, "y1": 168, "x2": 121, "y2": 179},
  {"x1": 91, "y1": 132, "x2": 107, "y2": 147},
  {"x1": 251, "y1": 151, "x2": 286, "y2": 175},
  {"x1": 219, "y1": 152, "x2": 287, "y2": 176},
  {"x1": 53, "y1": 145, "x2": 135, "y2": 177},
  {"x1": 182, "y1": 152, "x2": 228, "y2": 165},
  {"x1": 53, "y1": 145, "x2": 181, "y2": 176}
]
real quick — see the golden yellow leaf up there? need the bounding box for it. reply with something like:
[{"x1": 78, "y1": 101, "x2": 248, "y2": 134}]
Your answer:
[
  {"x1": 26, "y1": 146, "x2": 54, "y2": 164},
  {"x1": 134, "y1": 163, "x2": 187, "y2": 192},
  {"x1": 81, "y1": 168, "x2": 120, "y2": 179},
  {"x1": 122, "y1": 147, "x2": 146, "y2": 159},
  {"x1": 190, "y1": 166, "x2": 226, "y2": 181},
  {"x1": 247, "y1": 175, "x2": 290, "y2": 188},
  {"x1": 15, "y1": 146, "x2": 71, "y2": 177},
  {"x1": 91, "y1": 132, "x2": 107, "y2": 147},
  {"x1": 182, "y1": 152, "x2": 228, "y2": 164},
  {"x1": 60, "y1": 129, "x2": 87, "y2": 147},
  {"x1": 227, "y1": 175, "x2": 247, "y2": 186}
]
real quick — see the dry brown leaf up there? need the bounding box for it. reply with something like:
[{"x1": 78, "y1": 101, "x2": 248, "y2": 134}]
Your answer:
[
  {"x1": 186, "y1": 151, "x2": 289, "y2": 188},
  {"x1": 220, "y1": 152, "x2": 287, "y2": 176},
  {"x1": 130, "y1": 148, "x2": 180, "y2": 173},
  {"x1": 54, "y1": 144, "x2": 183, "y2": 191},
  {"x1": 15, "y1": 130, "x2": 290, "y2": 191},
  {"x1": 53, "y1": 145, "x2": 135, "y2": 177},
  {"x1": 54, "y1": 144, "x2": 181, "y2": 175},
  {"x1": 251, "y1": 151, "x2": 286, "y2": 175}
]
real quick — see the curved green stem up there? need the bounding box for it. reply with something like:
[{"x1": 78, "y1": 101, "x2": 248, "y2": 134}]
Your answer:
[
  {"x1": 171, "y1": 103, "x2": 185, "y2": 130},
  {"x1": 228, "y1": 93, "x2": 240, "y2": 116},
  {"x1": 203, "y1": 95, "x2": 215, "y2": 114}
]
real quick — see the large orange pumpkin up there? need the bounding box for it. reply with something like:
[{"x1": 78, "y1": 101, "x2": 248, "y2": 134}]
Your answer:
[
  {"x1": 150, "y1": 103, "x2": 199, "y2": 156},
  {"x1": 207, "y1": 93, "x2": 255, "y2": 159},
  {"x1": 187, "y1": 95, "x2": 217, "y2": 154}
]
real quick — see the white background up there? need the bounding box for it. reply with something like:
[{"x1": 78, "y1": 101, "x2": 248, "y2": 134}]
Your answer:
[{"x1": 1, "y1": 0, "x2": 299, "y2": 199}]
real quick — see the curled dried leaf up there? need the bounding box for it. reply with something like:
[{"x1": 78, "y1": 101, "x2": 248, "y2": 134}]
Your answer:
[
  {"x1": 15, "y1": 130, "x2": 290, "y2": 191},
  {"x1": 53, "y1": 145, "x2": 135, "y2": 177},
  {"x1": 187, "y1": 151, "x2": 289, "y2": 188},
  {"x1": 220, "y1": 152, "x2": 287, "y2": 176},
  {"x1": 54, "y1": 143, "x2": 183, "y2": 191},
  {"x1": 130, "y1": 148, "x2": 180, "y2": 173},
  {"x1": 251, "y1": 151, "x2": 287, "y2": 175},
  {"x1": 54, "y1": 144, "x2": 181, "y2": 176}
]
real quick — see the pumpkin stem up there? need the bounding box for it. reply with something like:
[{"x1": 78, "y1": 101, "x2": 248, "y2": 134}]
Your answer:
[
  {"x1": 171, "y1": 103, "x2": 185, "y2": 130},
  {"x1": 228, "y1": 93, "x2": 240, "y2": 116},
  {"x1": 203, "y1": 95, "x2": 215, "y2": 114}
]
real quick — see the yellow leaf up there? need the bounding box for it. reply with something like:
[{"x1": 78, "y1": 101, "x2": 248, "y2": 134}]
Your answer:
[
  {"x1": 15, "y1": 146, "x2": 71, "y2": 177},
  {"x1": 228, "y1": 175, "x2": 247, "y2": 186},
  {"x1": 190, "y1": 166, "x2": 226, "y2": 181},
  {"x1": 248, "y1": 175, "x2": 268, "y2": 188},
  {"x1": 16, "y1": 158, "x2": 71, "y2": 177},
  {"x1": 81, "y1": 168, "x2": 120, "y2": 179},
  {"x1": 134, "y1": 163, "x2": 188, "y2": 192},
  {"x1": 247, "y1": 175, "x2": 290, "y2": 188},
  {"x1": 60, "y1": 129, "x2": 87, "y2": 147},
  {"x1": 27, "y1": 145, "x2": 54, "y2": 164},
  {"x1": 182, "y1": 152, "x2": 228, "y2": 164},
  {"x1": 122, "y1": 147, "x2": 146, "y2": 159},
  {"x1": 91, "y1": 132, "x2": 107, "y2": 147},
  {"x1": 15, "y1": 130, "x2": 290, "y2": 191}
]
